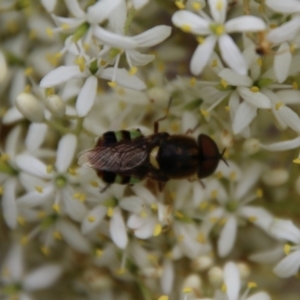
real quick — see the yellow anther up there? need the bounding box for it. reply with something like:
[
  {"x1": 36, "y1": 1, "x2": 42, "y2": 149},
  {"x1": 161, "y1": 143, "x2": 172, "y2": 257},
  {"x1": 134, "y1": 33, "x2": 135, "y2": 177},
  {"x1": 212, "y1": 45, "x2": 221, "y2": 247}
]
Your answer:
[
  {"x1": 46, "y1": 27, "x2": 54, "y2": 38},
  {"x1": 199, "y1": 201, "x2": 208, "y2": 210},
  {"x1": 248, "y1": 216, "x2": 257, "y2": 222},
  {"x1": 17, "y1": 216, "x2": 25, "y2": 226},
  {"x1": 100, "y1": 60, "x2": 107, "y2": 66},
  {"x1": 21, "y1": 236, "x2": 28, "y2": 245},
  {"x1": 158, "y1": 296, "x2": 169, "y2": 300},
  {"x1": 153, "y1": 223, "x2": 162, "y2": 236},
  {"x1": 192, "y1": 2, "x2": 201, "y2": 10},
  {"x1": 197, "y1": 233, "x2": 206, "y2": 243},
  {"x1": 284, "y1": 243, "x2": 291, "y2": 255},
  {"x1": 147, "y1": 254, "x2": 158, "y2": 263},
  {"x1": 55, "y1": 52, "x2": 62, "y2": 59},
  {"x1": 108, "y1": 81, "x2": 117, "y2": 87},
  {"x1": 190, "y1": 77, "x2": 196, "y2": 87},
  {"x1": 256, "y1": 188, "x2": 263, "y2": 198},
  {"x1": 211, "y1": 58, "x2": 218, "y2": 67},
  {"x1": 290, "y1": 43, "x2": 296, "y2": 53},
  {"x1": 293, "y1": 158, "x2": 300, "y2": 164},
  {"x1": 83, "y1": 43, "x2": 90, "y2": 51},
  {"x1": 53, "y1": 231, "x2": 62, "y2": 240},
  {"x1": 215, "y1": 25, "x2": 224, "y2": 36},
  {"x1": 107, "y1": 207, "x2": 114, "y2": 217},
  {"x1": 35, "y1": 186, "x2": 43, "y2": 193},
  {"x1": 229, "y1": 171, "x2": 236, "y2": 181},
  {"x1": 216, "y1": 0, "x2": 223, "y2": 10},
  {"x1": 225, "y1": 105, "x2": 230, "y2": 112},
  {"x1": 269, "y1": 23, "x2": 277, "y2": 29},
  {"x1": 250, "y1": 86, "x2": 259, "y2": 92},
  {"x1": 46, "y1": 165, "x2": 53, "y2": 174},
  {"x1": 88, "y1": 215, "x2": 96, "y2": 222},
  {"x1": 68, "y1": 168, "x2": 77, "y2": 175},
  {"x1": 196, "y1": 36, "x2": 205, "y2": 44},
  {"x1": 175, "y1": 211, "x2": 184, "y2": 219},
  {"x1": 151, "y1": 203, "x2": 158, "y2": 211},
  {"x1": 95, "y1": 248, "x2": 103, "y2": 257},
  {"x1": 61, "y1": 23, "x2": 70, "y2": 30},
  {"x1": 75, "y1": 56, "x2": 85, "y2": 72},
  {"x1": 24, "y1": 67, "x2": 33, "y2": 76},
  {"x1": 90, "y1": 180, "x2": 99, "y2": 187},
  {"x1": 275, "y1": 102, "x2": 284, "y2": 110},
  {"x1": 293, "y1": 81, "x2": 298, "y2": 90},
  {"x1": 140, "y1": 210, "x2": 147, "y2": 218},
  {"x1": 248, "y1": 282, "x2": 257, "y2": 289},
  {"x1": 257, "y1": 57, "x2": 263, "y2": 67},
  {"x1": 220, "y1": 78, "x2": 228, "y2": 88},
  {"x1": 52, "y1": 204, "x2": 60, "y2": 213},
  {"x1": 181, "y1": 24, "x2": 192, "y2": 33},
  {"x1": 221, "y1": 283, "x2": 227, "y2": 292},
  {"x1": 183, "y1": 287, "x2": 192, "y2": 294},
  {"x1": 41, "y1": 246, "x2": 50, "y2": 256},
  {"x1": 24, "y1": 85, "x2": 31, "y2": 93},
  {"x1": 175, "y1": 1, "x2": 185, "y2": 9},
  {"x1": 258, "y1": 4, "x2": 264, "y2": 12},
  {"x1": 129, "y1": 66, "x2": 137, "y2": 75},
  {"x1": 115, "y1": 268, "x2": 126, "y2": 275},
  {"x1": 211, "y1": 189, "x2": 218, "y2": 199},
  {"x1": 45, "y1": 54, "x2": 60, "y2": 67},
  {"x1": 200, "y1": 109, "x2": 210, "y2": 117}
]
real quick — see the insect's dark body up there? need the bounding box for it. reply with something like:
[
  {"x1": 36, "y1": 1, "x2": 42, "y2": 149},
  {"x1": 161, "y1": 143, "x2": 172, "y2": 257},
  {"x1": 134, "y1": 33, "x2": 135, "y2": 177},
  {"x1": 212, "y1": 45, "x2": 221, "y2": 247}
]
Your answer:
[{"x1": 78, "y1": 129, "x2": 222, "y2": 187}]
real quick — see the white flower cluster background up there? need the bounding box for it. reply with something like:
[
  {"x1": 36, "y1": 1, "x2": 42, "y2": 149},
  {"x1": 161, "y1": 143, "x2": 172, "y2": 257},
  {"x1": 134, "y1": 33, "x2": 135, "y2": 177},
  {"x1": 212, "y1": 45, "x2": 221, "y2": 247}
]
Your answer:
[{"x1": 1, "y1": 0, "x2": 300, "y2": 299}]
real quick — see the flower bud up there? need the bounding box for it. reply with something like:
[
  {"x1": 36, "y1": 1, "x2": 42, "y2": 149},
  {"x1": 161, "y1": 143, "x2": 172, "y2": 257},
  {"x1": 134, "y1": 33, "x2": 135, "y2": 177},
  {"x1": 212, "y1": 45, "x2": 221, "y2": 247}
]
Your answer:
[
  {"x1": 243, "y1": 138, "x2": 260, "y2": 155},
  {"x1": 192, "y1": 255, "x2": 213, "y2": 271},
  {"x1": 182, "y1": 274, "x2": 202, "y2": 295},
  {"x1": 262, "y1": 168, "x2": 289, "y2": 186},
  {"x1": 46, "y1": 94, "x2": 66, "y2": 117},
  {"x1": 16, "y1": 93, "x2": 44, "y2": 123},
  {"x1": 208, "y1": 266, "x2": 223, "y2": 287}
]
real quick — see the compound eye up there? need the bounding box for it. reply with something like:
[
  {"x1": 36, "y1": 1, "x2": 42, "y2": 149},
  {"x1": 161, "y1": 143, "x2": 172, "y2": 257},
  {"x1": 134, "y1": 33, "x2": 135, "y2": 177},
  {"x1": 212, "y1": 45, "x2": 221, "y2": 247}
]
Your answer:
[{"x1": 197, "y1": 134, "x2": 220, "y2": 179}]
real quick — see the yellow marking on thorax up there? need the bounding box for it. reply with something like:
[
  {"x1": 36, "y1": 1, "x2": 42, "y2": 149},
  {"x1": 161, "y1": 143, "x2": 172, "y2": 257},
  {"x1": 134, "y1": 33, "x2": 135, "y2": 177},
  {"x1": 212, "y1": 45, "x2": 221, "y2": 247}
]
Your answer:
[{"x1": 150, "y1": 146, "x2": 160, "y2": 169}]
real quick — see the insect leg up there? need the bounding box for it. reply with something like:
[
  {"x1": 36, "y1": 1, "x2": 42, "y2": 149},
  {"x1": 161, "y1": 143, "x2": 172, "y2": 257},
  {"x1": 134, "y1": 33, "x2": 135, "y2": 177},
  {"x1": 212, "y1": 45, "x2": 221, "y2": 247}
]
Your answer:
[
  {"x1": 185, "y1": 123, "x2": 200, "y2": 135},
  {"x1": 100, "y1": 183, "x2": 111, "y2": 193},
  {"x1": 154, "y1": 97, "x2": 173, "y2": 133}
]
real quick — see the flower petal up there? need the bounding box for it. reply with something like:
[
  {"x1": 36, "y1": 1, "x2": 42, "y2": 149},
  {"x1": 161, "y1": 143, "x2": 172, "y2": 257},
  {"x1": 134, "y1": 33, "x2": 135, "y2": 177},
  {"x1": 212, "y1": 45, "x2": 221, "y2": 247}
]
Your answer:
[
  {"x1": 81, "y1": 205, "x2": 106, "y2": 234},
  {"x1": 209, "y1": 0, "x2": 227, "y2": 24},
  {"x1": 238, "y1": 87, "x2": 271, "y2": 108},
  {"x1": 224, "y1": 262, "x2": 240, "y2": 300},
  {"x1": 269, "y1": 219, "x2": 300, "y2": 243},
  {"x1": 218, "y1": 68, "x2": 252, "y2": 86},
  {"x1": 190, "y1": 35, "x2": 217, "y2": 75},
  {"x1": 76, "y1": 75, "x2": 98, "y2": 117},
  {"x1": 261, "y1": 137, "x2": 300, "y2": 151},
  {"x1": 273, "y1": 250, "x2": 300, "y2": 278},
  {"x1": 225, "y1": 16, "x2": 266, "y2": 33},
  {"x1": 64, "y1": 0, "x2": 85, "y2": 18},
  {"x1": 274, "y1": 43, "x2": 292, "y2": 83},
  {"x1": 110, "y1": 208, "x2": 128, "y2": 249},
  {"x1": 55, "y1": 134, "x2": 77, "y2": 173},
  {"x1": 25, "y1": 123, "x2": 47, "y2": 152},
  {"x1": 218, "y1": 215, "x2": 237, "y2": 257},
  {"x1": 40, "y1": 66, "x2": 85, "y2": 88},
  {"x1": 3, "y1": 243, "x2": 23, "y2": 281},
  {"x1": 2, "y1": 179, "x2": 17, "y2": 229},
  {"x1": 266, "y1": 0, "x2": 300, "y2": 13},
  {"x1": 247, "y1": 292, "x2": 271, "y2": 300},
  {"x1": 172, "y1": 10, "x2": 210, "y2": 35},
  {"x1": 232, "y1": 102, "x2": 257, "y2": 134},
  {"x1": 219, "y1": 34, "x2": 247, "y2": 75}
]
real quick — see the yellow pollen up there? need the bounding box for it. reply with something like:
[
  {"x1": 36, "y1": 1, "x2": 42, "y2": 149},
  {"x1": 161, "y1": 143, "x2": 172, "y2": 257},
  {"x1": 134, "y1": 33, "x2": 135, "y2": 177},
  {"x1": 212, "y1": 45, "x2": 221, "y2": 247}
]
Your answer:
[
  {"x1": 52, "y1": 204, "x2": 60, "y2": 213},
  {"x1": 140, "y1": 210, "x2": 147, "y2": 218},
  {"x1": 100, "y1": 60, "x2": 107, "y2": 66},
  {"x1": 215, "y1": 25, "x2": 224, "y2": 35},
  {"x1": 37, "y1": 210, "x2": 46, "y2": 219},
  {"x1": 129, "y1": 66, "x2": 137, "y2": 75},
  {"x1": 290, "y1": 43, "x2": 296, "y2": 53},
  {"x1": 293, "y1": 158, "x2": 300, "y2": 164},
  {"x1": 17, "y1": 216, "x2": 25, "y2": 226},
  {"x1": 269, "y1": 23, "x2": 277, "y2": 29},
  {"x1": 46, "y1": 165, "x2": 53, "y2": 173},
  {"x1": 24, "y1": 85, "x2": 31, "y2": 93},
  {"x1": 229, "y1": 172, "x2": 236, "y2": 181},
  {"x1": 175, "y1": 211, "x2": 184, "y2": 219},
  {"x1": 153, "y1": 223, "x2": 162, "y2": 236},
  {"x1": 211, "y1": 58, "x2": 218, "y2": 67},
  {"x1": 192, "y1": 2, "x2": 201, "y2": 10},
  {"x1": 24, "y1": 67, "x2": 33, "y2": 76},
  {"x1": 115, "y1": 268, "x2": 126, "y2": 275},
  {"x1": 250, "y1": 86, "x2": 259, "y2": 92},
  {"x1": 177, "y1": 234, "x2": 184, "y2": 242},
  {"x1": 46, "y1": 27, "x2": 54, "y2": 38},
  {"x1": 61, "y1": 23, "x2": 70, "y2": 30},
  {"x1": 196, "y1": 36, "x2": 205, "y2": 44},
  {"x1": 190, "y1": 77, "x2": 196, "y2": 87},
  {"x1": 248, "y1": 282, "x2": 257, "y2": 289},
  {"x1": 147, "y1": 254, "x2": 157, "y2": 263},
  {"x1": 108, "y1": 81, "x2": 117, "y2": 88},
  {"x1": 29, "y1": 30, "x2": 37, "y2": 40},
  {"x1": 90, "y1": 180, "x2": 99, "y2": 187},
  {"x1": 35, "y1": 186, "x2": 43, "y2": 193},
  {"x1": 46, "y1": 54, "x2": 60, "y2": 67},
  {"x1": 68, "y1": 168, "x2": 77, "y2": 175},
  {"x1": 293, "y1": 81, "x2": 298, "y2": 90},
  {"x1": 221, "y1": 283, "x2": 227, "y2": 292},
  {"x1": 0, "y1": 186, "x2": 3, "y2": 195},
  {"x1": 175, "y1": 1, "x2": 185, "y2": 9},
  {"x1": 211, "y1": 189, "x2": 218, "y2": 199},
  {"x1": 88, "y1": 215, "x2": 96, "y2": 222},
  {"x1": 256, "y1": 188, "x2": 263, "y2": 198},
  {"x1": 197, "y1": 233, "x2": 206, "y2": 243},
  {"x1": 55, "y1": 52, "x2": 62, "y2": 59},
  {"x1": 158, "y1": 296, "x2": 169, "y2": 300},
  {"x1": 256, "y1": 57, "x2": 262, "y2": 67},
  {"x1": 183, "y1": 287, "x2": 192, "y2": 294},
  {"x1": 53, "y1": 231, "x2": 62, "y2": 240},
  {"x1": 216, "y1": 0, "x2": 223, "y2": 10},
  {"x1": 151, "y1": 203, "x2": 158, "y2": 211},
  {"x1": 220, "y1": 78, "x2": 228, "y2": 88},
  {"x1": 200, "y1": 109, "x2": 210, "y2": 117},
  {"x1": 83, "y1": 43, "x2": 90, "y2": 51},
  {"x1": 41, "y1": 246, "x2": 50, "y2": 256},
  {"x1": 96, "y1": 248, "x2": 103, "y2": 257},
  {"x1": 181, "y1": 24, "x2": 192, "y2": 33},
  {"x1": 21, "y1": 236, "x2": 29, "y2": 245},
  {"x1": 275, "y1": 102, "x2": 284, "y2": 110},
  {"x1": 199, "y1": 201, "x2": 208, "y2": 210},
  {"x1": 284, "y1": 243, "x2": 291, "y2": 255},
  {"x1": 75, "y1": 56, "x2": 86, "y2": 72},
  {"x1": 248, "y1": 216, "x2": 257, "y2": 222},
  {"x1": 107, "y1": 207, "x2": 114, "y2": 217},
  {"x1": 225, "y1": 105, "x2": 230, "y2": 112}
]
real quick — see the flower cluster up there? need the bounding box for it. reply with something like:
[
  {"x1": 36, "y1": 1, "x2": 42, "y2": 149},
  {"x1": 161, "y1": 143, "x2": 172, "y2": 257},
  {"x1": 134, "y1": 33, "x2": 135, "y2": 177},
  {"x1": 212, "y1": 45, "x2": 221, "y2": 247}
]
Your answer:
[{"x1": 1, "y1": 0, "x2": 300, "y2": 299}]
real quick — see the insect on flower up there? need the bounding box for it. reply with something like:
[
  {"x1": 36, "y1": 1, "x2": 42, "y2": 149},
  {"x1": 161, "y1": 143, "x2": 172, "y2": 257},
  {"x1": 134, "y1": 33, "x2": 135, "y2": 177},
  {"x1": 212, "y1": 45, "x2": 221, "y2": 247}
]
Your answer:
[{"x1": 78, "y1": 99, "x2": 227, "y2": 191}]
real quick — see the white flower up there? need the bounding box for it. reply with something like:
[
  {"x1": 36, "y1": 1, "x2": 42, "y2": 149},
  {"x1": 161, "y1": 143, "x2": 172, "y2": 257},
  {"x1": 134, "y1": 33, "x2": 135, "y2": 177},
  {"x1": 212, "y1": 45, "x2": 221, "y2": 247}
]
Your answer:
[
  {"x1": 172, "y1": 0, "x2": 266, "y2": 75},
  {"x1": 269, "y1": 219, "x2": 300, "y2": 278}
]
